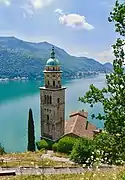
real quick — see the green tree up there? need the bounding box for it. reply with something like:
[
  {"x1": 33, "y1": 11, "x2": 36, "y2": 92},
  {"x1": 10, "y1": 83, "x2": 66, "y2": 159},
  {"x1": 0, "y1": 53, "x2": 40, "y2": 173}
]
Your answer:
[
  {"x1": 0, "y1": 143, "x2": 5, "y2": 155},
  {"x1": 27, "y1": 108, "x2": 35, "y2": 151},
  {"x1": 79, "y1": 0, "x2": 125, "y2": 136},
  {"x1": 94, "y1": 132, "x2": 116, "y2": 164},
  {"x1": 108, "y1": 0, "x2": 125, "y2": 36},
  {"x1": 70, "y1": 138, "x2": 95, "y2": 165}
]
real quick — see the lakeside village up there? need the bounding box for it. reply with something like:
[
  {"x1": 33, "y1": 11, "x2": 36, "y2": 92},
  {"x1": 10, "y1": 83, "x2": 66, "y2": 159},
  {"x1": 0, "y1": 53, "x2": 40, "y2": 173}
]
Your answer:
[
  {"x1": 0, "y1": 48, "x2": 99, "y2": 82},
  {"x1": 0, "y1": 71, "x2": 98, "y2": 82}
]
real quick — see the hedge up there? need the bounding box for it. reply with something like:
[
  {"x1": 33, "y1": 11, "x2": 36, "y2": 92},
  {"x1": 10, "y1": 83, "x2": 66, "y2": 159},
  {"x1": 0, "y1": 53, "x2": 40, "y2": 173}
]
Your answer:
[
  {"x1": 36, "y1": 138, "x2": 54, "y2": 150},
  {"x1": 36, "y1": 140, "x2": 49, "y2": 150},
  {"x1": 57, "y1": 136, "x2": 76, "y2": 154},
  {"x1": 52, "y1": 143, "x2": 58, "y2": 152}
]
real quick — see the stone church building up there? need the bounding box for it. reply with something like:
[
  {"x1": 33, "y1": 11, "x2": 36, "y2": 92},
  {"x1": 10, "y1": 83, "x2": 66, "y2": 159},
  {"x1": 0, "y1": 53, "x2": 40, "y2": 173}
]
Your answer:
[{"x1": 40, "y1": 47, "x2": 97, "y2": 141}]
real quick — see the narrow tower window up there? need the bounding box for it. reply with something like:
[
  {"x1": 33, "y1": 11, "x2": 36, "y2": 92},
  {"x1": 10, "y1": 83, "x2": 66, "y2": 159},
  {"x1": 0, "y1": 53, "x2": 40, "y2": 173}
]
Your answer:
[
  {"x1": 47, "y1": 95, "x2": 49, "y2": 104},
  {"x1": 53, "y1": 80, "x2": 55, "y2": 87},
  {"x1": 50, "y1": 96, "x2": 52, "y2": 104},
  {"x1": 57, "y1": 98, "x2": 60, "y2": 104},
  {"x1": 58, "y1": 81, "x2": 60, "y2": 87},
  {"x1": 47, "y1": 114, "x2": 49, "y2": 121},
  {"x1": 47, "y1": 115, "x2": 49, "y2": 133},
  {"x1": 48, "y1": 81, "x2": 50, "y2": 86},
  {"x1": 44, "y1": 95, "x2": 46, "y2": 104}
]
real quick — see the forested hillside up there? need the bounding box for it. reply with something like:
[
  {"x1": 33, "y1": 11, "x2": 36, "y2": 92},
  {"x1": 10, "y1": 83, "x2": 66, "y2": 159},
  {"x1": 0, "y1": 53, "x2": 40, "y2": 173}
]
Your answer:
[{"x1": 0, "y1": 37, "x2": 111, "y2": 80}]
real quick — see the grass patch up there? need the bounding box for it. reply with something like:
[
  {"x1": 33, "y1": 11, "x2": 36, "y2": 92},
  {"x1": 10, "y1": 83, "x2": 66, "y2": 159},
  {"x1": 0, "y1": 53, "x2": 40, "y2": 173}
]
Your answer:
[
  {"x1": 0, "y1": 151, "x2": 76, "y2": 168},
  {"x1": 1, "y1": 167, "x2": 125, "y2": 180},
  {"x1": 0, "y1": 151, "x2": 44, "y2": 161},
  {"x1": 0, "y1": 158, "x2": 74, "y2": 168}
]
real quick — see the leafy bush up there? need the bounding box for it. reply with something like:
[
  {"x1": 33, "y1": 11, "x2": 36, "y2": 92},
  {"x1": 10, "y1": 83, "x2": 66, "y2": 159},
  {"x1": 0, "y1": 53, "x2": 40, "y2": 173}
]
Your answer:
[
  {"x1": 94, "y1": 132, "x2": 116, "y2": 164},
  {"x1": 94, "y1": 132, "x2": 125, "y2": 165},
  {"x1": 70, "y1": 138, "x2": 95, "y2": 164},
  {"x1": 0, "y1": 143, "x2": 5, "y2": 155},
  {"x1": 52, "y1": 143, "x2": 58, "y2": 152},
  {"x1": 57, "y1": 136, "x2": 76, "y2": 154},
  {"x1": 36, "y1": 138, "x2": 54, "y2": 150},
  {"x1": 36, "y1": 140, "x2": 49, "y2": 150},
  {"x1": 43, "y1": 138, "x2": 54, "y2": 150}
]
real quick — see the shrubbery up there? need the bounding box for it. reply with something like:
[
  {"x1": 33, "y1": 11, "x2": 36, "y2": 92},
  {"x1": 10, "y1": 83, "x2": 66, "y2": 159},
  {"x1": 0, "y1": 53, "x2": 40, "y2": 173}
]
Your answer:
[
  {"x1": 44, "y1": 139, "x2": 54, "y2": 150},
  {"x1": 36, "y1": 136, "x2": 77, "y2": 153},
  {"x1": 57, "y1": 136, "x2": 76, "y2": 154},
  {"x1": 52, "y1": 143, "x2": 58, "y2": 152},
  {"x1": 70, "y1": 138, "x2": 95, "y2": 165},
  {"x1": 36, "y1": 138, "x2": 54, "y2": 150},
  {"x1": 69, "y1": 132, "x2": 125, "y2": 166},
  {"x1": 94, "y1": 132, "x2": 116, "y2": 164},
  {"x1": 36, "y1": 140, "x2": 49, "y2": 150},
  {"x1": 94, "y1": 132, "x2": 125, "y2": 165},
  {"x1": 36, "y1": 133, "x2": 125, "y2": 166},
  {"x1": 77, "y1": 0, "x2": 125, "y2": 167},
  {"x1": 0, "y1": 143, "x2": 5, "y2": 155}
]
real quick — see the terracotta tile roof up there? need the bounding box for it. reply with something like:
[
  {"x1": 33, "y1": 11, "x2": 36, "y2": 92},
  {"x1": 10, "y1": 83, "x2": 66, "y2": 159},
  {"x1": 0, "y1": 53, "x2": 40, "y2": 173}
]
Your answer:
[
  {"x1": 70, "y1": 111, "x2": 88, "y2": 118},
  {"x1": 65, "y1": 111, "x2": 96, "y2": 138}
]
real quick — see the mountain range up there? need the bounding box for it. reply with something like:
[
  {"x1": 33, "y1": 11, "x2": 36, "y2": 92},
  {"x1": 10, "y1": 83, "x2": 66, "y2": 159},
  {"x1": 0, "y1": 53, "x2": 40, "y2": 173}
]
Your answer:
[{"x1": 0, "y1": 37, "x2": 112, "y2": 80}]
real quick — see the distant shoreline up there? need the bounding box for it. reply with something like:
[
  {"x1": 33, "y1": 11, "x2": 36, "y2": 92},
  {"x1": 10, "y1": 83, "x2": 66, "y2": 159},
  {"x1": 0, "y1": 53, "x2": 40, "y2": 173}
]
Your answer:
[
  {"x1": 0, "y1": 77, "x2": 29, "y2": 82},
  {"x1": 0, "y1": 72, "x2": 100, "y2": 82}
]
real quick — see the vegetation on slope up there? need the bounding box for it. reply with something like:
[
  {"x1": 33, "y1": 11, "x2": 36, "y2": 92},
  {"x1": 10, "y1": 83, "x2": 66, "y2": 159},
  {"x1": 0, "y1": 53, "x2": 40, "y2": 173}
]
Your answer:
[
  {"x1": 79, "y1": 0, "x2": 125, "y2": 165},
  {"x1": 3, "y1": 168, "x2": 125, "y2": 180},
  {"x1": 0, "y1": 37, "x2": 111, "y2": 80},
  {"x1": 0, "y1": 143, "x2": 5, "y2": 155}
]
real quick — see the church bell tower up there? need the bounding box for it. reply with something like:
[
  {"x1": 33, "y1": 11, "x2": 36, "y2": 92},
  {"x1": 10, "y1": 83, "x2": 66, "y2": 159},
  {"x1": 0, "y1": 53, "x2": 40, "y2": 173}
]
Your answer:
[{"x1": 40, "y1": 47, "x2": 66, "y2": 141}]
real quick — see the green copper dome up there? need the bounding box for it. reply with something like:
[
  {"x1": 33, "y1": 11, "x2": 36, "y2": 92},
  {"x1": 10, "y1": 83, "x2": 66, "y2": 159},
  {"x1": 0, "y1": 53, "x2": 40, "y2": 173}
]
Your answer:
[{"x1": 46, "y1": 47, "x2": 60, "y2": 66}]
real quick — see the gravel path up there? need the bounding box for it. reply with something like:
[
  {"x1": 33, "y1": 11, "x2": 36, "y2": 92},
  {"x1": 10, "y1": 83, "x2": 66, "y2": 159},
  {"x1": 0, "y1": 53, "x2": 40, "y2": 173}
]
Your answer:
[{"x1": 41, "y1": 151, "x2": 74, "y2": 164}]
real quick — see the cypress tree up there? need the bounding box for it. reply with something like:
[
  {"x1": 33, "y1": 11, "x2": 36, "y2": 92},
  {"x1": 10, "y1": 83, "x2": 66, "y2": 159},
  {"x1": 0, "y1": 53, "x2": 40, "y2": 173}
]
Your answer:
[{"x1": 27, "y1": 108, "x2": 35, "y2": 151}]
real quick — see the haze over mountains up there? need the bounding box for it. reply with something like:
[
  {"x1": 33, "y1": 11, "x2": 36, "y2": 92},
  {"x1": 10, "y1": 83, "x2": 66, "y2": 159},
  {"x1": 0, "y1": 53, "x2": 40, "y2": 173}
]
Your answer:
[{"x1": 0, "y1": 37, "x2": 112, "y2": 80}]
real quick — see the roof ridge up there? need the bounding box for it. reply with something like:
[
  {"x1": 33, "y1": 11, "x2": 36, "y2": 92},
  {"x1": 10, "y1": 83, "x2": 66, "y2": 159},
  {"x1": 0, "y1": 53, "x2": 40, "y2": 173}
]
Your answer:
[
  {"x1": 71, "y1": 115, "x2": 79, "y2": 133},
  {"x1": 70, "y1": 111, "x2": 88, "y2": 118}
]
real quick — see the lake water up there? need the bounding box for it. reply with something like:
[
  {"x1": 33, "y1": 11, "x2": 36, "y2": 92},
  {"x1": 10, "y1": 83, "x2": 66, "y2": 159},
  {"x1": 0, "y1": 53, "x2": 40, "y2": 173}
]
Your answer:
[{"x1": 0, "y1": 74, "x2": 106, "y2": 153}]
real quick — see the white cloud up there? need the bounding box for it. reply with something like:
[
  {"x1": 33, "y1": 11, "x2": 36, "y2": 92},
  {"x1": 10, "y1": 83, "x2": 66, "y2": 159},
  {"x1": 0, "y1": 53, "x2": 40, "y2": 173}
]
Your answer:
[
  {"x1": 93, "y1": 44, "x2": 125, "y2": 63},
  {"x1": 21, "y1": 3, "x2": 34, "y2": 19},
  {"x1": 32, "y1": 0, "x2": 42, "y2": 9},
  {"x1": 0, "y1": 0, "x2": 11, "y2": 6},
  {"x1": 31, "y1": 0, "x2": 55, "y2": 9},
  {"x1": 21, "y1": 0, "x2": 56, "y2": 18},
  {"x1": 55, "y1": 9, "x2": 94, "y2": 30},
  {"x1": 96, "y1": 48, "x2": 114, "y2": 62},
  {"x1": 70, "y1": 43, "x2": 125, "y2": 63},
  {"x1": 55, "y1": 8, "x2": 63, "y2": 14}
]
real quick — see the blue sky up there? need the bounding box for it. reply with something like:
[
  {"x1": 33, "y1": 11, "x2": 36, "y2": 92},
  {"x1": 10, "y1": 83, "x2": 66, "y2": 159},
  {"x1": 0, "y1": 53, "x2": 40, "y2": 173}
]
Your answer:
[{"x1": 0, "y1": 0, "x2": 117, "y2": 62}]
